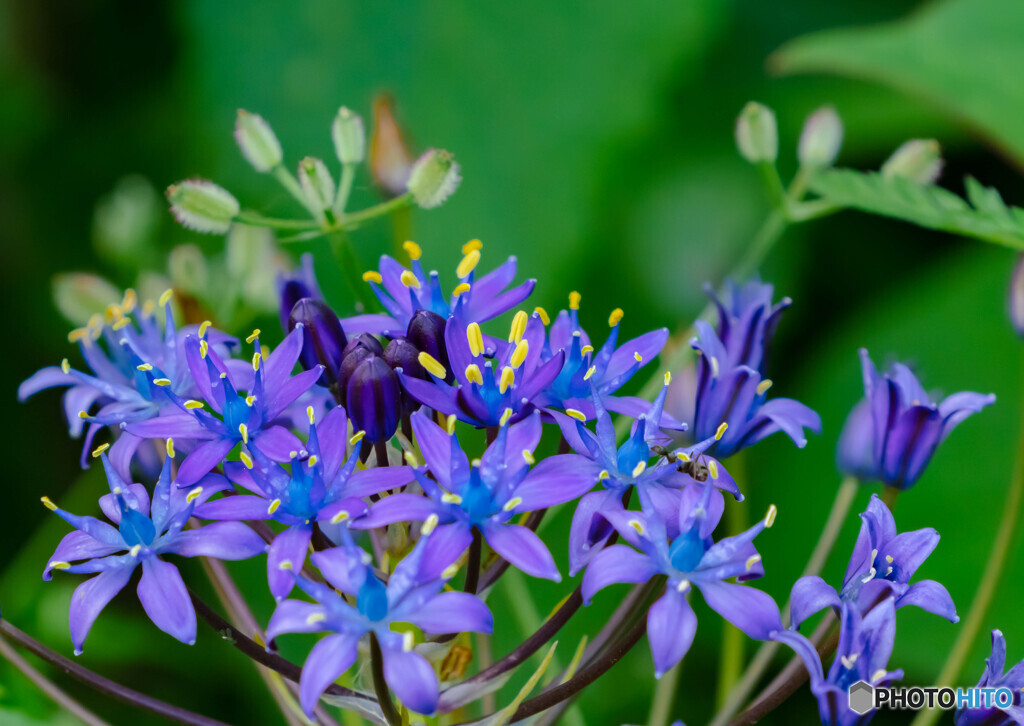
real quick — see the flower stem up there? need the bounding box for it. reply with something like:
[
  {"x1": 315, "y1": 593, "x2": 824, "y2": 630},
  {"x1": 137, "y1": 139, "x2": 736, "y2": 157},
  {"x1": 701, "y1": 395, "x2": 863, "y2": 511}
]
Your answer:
[
  {"x1": 0, "y1": 620, "x2": 229, "y2": 726},
  {"x1": 464, "y1": 527, "x2": 483, "y2": 595},
  {"x1": 716, "y1": 458, "x2": 749, "y2": 710},
  {"x1": 369, "y1": 632, "x2": 403, "y2": 726},
  {"x1": 647, "y1": 662, "x2": 680, "y2": 726},
  {"x1": 333, "y1": 163, "x2": 357, "y2": 217},
  {"x1": 910, "y1": 356, "x2": 1024, "y2": 726},
  {"x1": 328, "y1": 231, "x2": 377, "y2": 313}
]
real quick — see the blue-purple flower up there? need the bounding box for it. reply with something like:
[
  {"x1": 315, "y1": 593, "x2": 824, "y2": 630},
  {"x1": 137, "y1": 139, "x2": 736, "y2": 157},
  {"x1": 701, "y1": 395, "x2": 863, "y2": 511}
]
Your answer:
[
  {"x1": 790, "y1": 494, "x2": 957, "y2": 628},
  {"x1": 956, "y1": 630, "x2": 1024, "y2": 726},
  {"x1": 278, "y1": 253, "x2": 323, "y2": 330},
  {"x1": 837, "y1": 349, "x2": 995, "y2": 489},
  {"x1": 195, "y1": 406, "x2": 414, "y2": 599},
  {"x1": 356, "y1": 409, "x2": 594, "y2": 581},
  {"x1": 706, "y1": 278, "x2": 790, "y2": 375},
  {"x1": 41, "y1": 452, "x2": 266, "y2": 653},
  {"x1": 582, "y1": 483, "x2": 782, "y2": 677},
  {"x1": 267, "y1": 532, "x2": 492, "y2": 715}
]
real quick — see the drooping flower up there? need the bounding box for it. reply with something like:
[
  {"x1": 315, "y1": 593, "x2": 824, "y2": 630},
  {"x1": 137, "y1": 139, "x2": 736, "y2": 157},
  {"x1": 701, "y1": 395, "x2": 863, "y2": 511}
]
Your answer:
[
  {"x1": 356, "y1": 410, "x2": 595, "y2": 581},
  {"x1": 774, "y1": 599, "x2": 903, "y2": 726},
  {"x1": 19, "y1": 290, "x2": 237, "y2": 476},
  {"x1": 552, "y1": 381, "x2": 738, "y2": 575},
  {"x1": 345, "y1": 241, "x2": 535, "y2": 337},
  {"x1": 126, "y1": 326, "x2": 322, "y2": 486},
  {"x1": 837, "y1": 349, "x2": 995, "y2": 489},
  {"x1": 705, "y1": 278, "x2": 790, "y2": 376},
  {"x1": 955, "y1": 630, "x2": 1024, "y2": 726},
  {"x1": 41, "y1": 451, "x2": 266, "y2": 653},
  {"x1": 267, "y1": 531, "x2": 492, "y2": 715},
  {"x1": 399, "y1": 313, "x2": 564, "y2": 428},
  {"x1": 195, "y1": 406, "x2": 413, "y2": 599},
  {"x1": 582, "y1": 483, "x2": 781, "y2": 677},
  {"x1": 790, "y1": 494, "x2": 957, "y2": 628}
]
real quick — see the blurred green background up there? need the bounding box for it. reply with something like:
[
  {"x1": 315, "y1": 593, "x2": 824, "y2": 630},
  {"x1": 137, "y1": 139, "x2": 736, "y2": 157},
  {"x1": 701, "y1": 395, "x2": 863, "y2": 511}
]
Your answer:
[{"x1": 3, "y1": 0, "x2": 1024, "y2": 723}]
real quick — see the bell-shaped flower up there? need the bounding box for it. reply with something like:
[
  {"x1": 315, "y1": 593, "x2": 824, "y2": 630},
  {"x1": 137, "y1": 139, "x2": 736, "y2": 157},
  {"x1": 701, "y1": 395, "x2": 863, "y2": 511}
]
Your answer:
[
  {"x1": 705, "y1": 278, "x2": 790, "y2": 375},
  {"x1": 790, "y1": 493, "x2": 957, "y2": 628},
  {"x1": 267, "y1": 531, "x2": 492, "y2": 716},
  {"x1": 837, "y1": 349, "x2": 994, "y2": 489},
  {"x1": 41, "y1": 452, "x2": 266, "y2": 653},
  {"x1": 955, "y1": 630, "x2": 1024, "y2": 726}
]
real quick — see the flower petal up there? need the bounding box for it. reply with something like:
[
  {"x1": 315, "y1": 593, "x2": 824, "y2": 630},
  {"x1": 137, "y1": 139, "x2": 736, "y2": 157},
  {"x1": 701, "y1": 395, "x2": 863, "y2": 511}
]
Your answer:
[
  {"x1": 898, "y1": 579, "x2": 958, "y2": 622},
  {"x1": 299, "y1": 632, "x2": 361, "y2": 716},
  {"x1": 789, "y1": 576, "x2": 841, "y2": 630},
  {"x1": 166, "y1": 522, "x2": 268, "y2": 560},
  {"x1": 409, "y1": 591, "x2": 493, "y2": 635},
  {"x1": 268, "y1": 524, "x2": 313, "y2": 600},
  {"x1": 581, "y1": 545, "x2": 658, "y2": 605},
  {"x1": 695, "y1": 580, "x2": 781, "y2": 640},
  {"x1": 381, "y1": 639, "x2": 439, "y2": 715},
  {"x1": 137, "y1": 558, "x2": 196, "y2": 645},
  {"x1": 480, "y1": 522, "x2": 560, "y2": 581},
  {"x1": 69, "y1": 564, "x2": 135, "y2": 653},
  {"x1": 647, "y1": 587, "x2": 697, "y2": 678}
]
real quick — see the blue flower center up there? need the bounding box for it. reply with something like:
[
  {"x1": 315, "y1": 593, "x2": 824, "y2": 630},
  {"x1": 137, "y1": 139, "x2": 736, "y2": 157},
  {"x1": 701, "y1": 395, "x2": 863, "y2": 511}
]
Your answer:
[
  {"x1": 356, "y1": 574, "x2": 389, "y2": 622},
  {"x1": 460, "y1": 467, "x2": 496, "y2": 524},
  {"x1": 117, "y1": 498, "x2": 156, "y2": 547},
  {"x1": 668, "y1": 528, "x2": 706, "y2": 573},
  {"x1": 223, "y1": 395, "x2": 251, "y2": 434}
]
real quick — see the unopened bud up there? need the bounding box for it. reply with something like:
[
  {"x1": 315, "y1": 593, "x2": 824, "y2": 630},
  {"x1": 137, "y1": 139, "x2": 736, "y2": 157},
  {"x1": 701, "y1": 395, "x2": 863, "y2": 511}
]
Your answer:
[
  {"x1": 1010, "y1": 255, "x2": 1024, "y2": 339},
  {"x1": 798, "y1": 106, "x2": 842, "y2": 167},
  {"x1": 289, "y1": 298, "x2": 348, "y2": 385},
  {"x1": 735, "y1": 102, "x2": 778, "y2": 164},
  {"x1": 168, "y1": 244, "x2": 210, "y2": 298},
  {"x1": 235, "y1": 110, "x2": 283, "y2": 172},
  {"x1": 166, "y1": 180, "x2": 239, "y2": 234},
  {"x1": 346, "y1": 355, "x2": 401, "y2": 444},
  {"x1": 332, "y1": 106, "x2": 365, "y2": 165},
  {"x1": 407, "y1": 309, "x2": 449, "y2": 377},
  {"x1": 52, "y1": 273, "x2": 121, "y2": 327},
  {"x1": 92, "y1": 175, "x2": 160, "y2": 265},
  {"x1": 881, "y1": 140, "x2": 942, "y2": 184},
  {"x1": 298, "y1": 157, "x2": 336, "y2": 217},
  {"x1": 407, "y1": 149, "x2": 461, "y2": 209}
]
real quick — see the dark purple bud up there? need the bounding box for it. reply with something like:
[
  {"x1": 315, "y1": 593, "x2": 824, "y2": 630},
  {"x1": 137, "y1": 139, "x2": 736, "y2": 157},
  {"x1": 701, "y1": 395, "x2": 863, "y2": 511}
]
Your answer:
[
  {"x1": 277, "y1": 254, "x2": 322, "y2": 329},
  {"x1": 383, "y1": 338, "x2": 425, "y2": 379},
  {"x1": 346, "y1": 355, "x2": 401, "y2": 443},
  {"x1": 338, "y1": 345, "x2": 375, "y2": 407},
  {"x1": 288, "y1": 298, "x2": 347, "y2": 385},
  {"x1": 407, "y1": 309, "x2": 449, "y2": 371},
  {"x1": 343, "y1": 333, "x2": 385, "y2": 359}
]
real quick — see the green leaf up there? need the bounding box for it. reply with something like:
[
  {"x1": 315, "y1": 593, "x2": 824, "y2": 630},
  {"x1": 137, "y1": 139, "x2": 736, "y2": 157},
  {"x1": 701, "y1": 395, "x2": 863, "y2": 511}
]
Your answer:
[
  {"x1": 809, "y1": 169, "x2": 1024, "y2": 249},
  {"x1": 773, "y1": 0, "x2": 1024, "y2": 167}
]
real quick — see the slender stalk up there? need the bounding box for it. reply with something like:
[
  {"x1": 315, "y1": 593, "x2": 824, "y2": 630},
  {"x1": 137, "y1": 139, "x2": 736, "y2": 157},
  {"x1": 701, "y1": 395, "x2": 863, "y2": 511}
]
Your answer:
[
  {"x1": 464, "y1": 528, "x2": 483, "y2": 595},
  {"x1": 716, "y1": 454, "x2": 749, "y2": 709},
  {"x1": 273, "y1": 165, "x2": 317, "y2": 216},
  {"x1": 328, "y1": 231, "x2": 376, "y2": 313},
  {"x1": 647, "y1": 663, "x2": 680, "y2": 726},
  {"x1": 880, "y1": 485, "x2": 900, "y2": 510},
  {"x1": 0, "y1": 621, "x2": 229, "y2": 726},
  {"x1": 910, "y1": 358, "x2": 1024, "y2": 726},
  {"x1": 333, "y1": 163, "x2": 357, "y2": 217},
  {"x1": 0, "y1": 632, "x2": 108, "y2": 726},
  {"x1": 234, "y1": 211, "x2": 319, "y2": 231},
  {"x1": 369, "y1": 633, "x2": 402, "y2": 726}
]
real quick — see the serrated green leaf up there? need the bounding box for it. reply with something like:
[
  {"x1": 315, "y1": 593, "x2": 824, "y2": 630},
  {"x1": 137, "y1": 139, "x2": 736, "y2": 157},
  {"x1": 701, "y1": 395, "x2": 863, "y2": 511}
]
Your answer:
[{"x1": 809, "y1": 169, "x2": 1024, "y2": 249}]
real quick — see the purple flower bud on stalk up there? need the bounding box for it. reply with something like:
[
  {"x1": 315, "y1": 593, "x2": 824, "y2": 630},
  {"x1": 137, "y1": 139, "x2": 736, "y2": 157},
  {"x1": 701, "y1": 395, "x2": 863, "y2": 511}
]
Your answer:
[
  {"x1": 278, "y1": 253, "x2": 322, "y2": 330},
  {"x1": 288, "y1": 298, "x2": 348, "y2": 386},
  {"x1": 383, "y1": 338, "x2": 425, "y2": 380},
  {"x1": 955, "y1": 630, "x2": 1024, "y2": 726},
  {"x1": 346, "y1": 355, "x2": 401, "y2": 443},
  {"x1": 407, "y1": 309, "x2": 450, "y2": 372}
]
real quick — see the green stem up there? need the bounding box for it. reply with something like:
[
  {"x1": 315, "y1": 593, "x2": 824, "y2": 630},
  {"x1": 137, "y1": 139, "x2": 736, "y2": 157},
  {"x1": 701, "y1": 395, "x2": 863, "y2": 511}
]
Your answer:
[
  {"x1": 273, "y1": 164, "x2": 317, "y2": 216},
  {"x1": 333, "y1": 163, "x2": 357, "y2": 217},
  {"x1": 910, "y1": 356, "x2": 1024, "y2": 726},
  {"x1": 234, "y1": 211, "x2": 319, "y2": 231},
  {"x1": 278, "y1": 194, "x2": 415, "y2": 244},
  {"x1": 328, "y1": 231, "x2": 376, "y2": 313},
  {"x1": 648, "y1": 663, "x2": 681, "y2": 726},
  {"x1": 716, "y1": 455, "x2": 748, "y2": 709},
  {"x1": 370, "y1": 633, "x2": 403, "y2": 726}
]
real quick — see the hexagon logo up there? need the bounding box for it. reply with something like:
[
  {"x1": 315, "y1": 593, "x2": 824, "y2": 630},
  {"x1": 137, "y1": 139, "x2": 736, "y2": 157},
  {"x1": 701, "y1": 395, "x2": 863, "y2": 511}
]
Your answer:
[{"x1": 848, "y1": 680, "x2": 874, "y2": 715}]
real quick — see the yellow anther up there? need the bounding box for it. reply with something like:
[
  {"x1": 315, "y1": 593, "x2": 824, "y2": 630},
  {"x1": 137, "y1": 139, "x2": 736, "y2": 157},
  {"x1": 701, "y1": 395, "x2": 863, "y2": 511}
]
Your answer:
[
  {"x1": 106, "y1": 304, "x2": 124, "y2": 323},
  {"x1": 441, "y1": 492, "x2": 463, "y2": 505},
  {"x1": 112, "y1": 318, "x2": 132, "y2": 331},
  {"x1": 870, "y1": 669, "x2": 888, "y2": 684},
  {"x1": 633, "y1": 352, "x2": 643, "y2": 363},
  {"x1": 446, "y1": 414, "x2": 457, "y2": 434},
  {"x1": 306, "y1": 612, "x2": 327, "y2": 625},
  {"x1": 510, "y1": 340, "x2": 529, "y2": 369},
  {"x1": 41, "y1": 496, "x2": 58, "y2": 511},
  {"x1": 166, "y1": 438, "x2": 175, "y2": 458},
  {"x1": 184, "y1": 399, "x2": 204, "y2": 409},
  {"x1": 307, "y1": 406, "x2": 315, "y2": 425},
  {"x1": 129, "y1": 544, "x2": 142, "y2": 558},
  {"x1": 471, "y1": 458, "x2": 482, "y2": 468},
  {"x1": 198, "y1": 320, "x2": 212, "y2": 338},
  {"x1": 402, "y1": 631, "x2": 415, "y2": 652},
  {"x1": 61, "y1": 358, "x2": 71, "y2": 374},
  {"x1": 452, "y1": 282, "x2": 471, "y2": 297},
  {"x1": 268, "y1": 499, "x2": 282, "y2": 515},
  {"x1": 245, "y1": 395, "x2": 256, "y2": 407},
  {"x1": 707, "y1": 460, "x2": 719, "y2": 479},
  {"x1": 252, "y1": 352, "x2": 261, "y2": 371},
  {"x1": 153, "y1": 378, "x2": 172, "y2": 387},
  {"x1": 462, "y1": 238, "x2": 483, "y2": 255},
  {"x1": 676, "y1": 580, "x2": 691, "y2": 593},
  {"x1": 418, "y1": 351, "x2": 447, "y2": 379},
  {"x1": 565, "y1": 408, "x2": 586, "y2": 422},
  {"x1": 49, "y1": 561, "x2": 71, "y2": 571},
  {"x1": 627, "y1": 519, "x2": 645, "y2": 535},
  {"x1": 464, "y1": 364, "x2": 484, "y2": 385},
  {"x1": 466, "y1": 323, "x2": 484, "y2": 357},
  {"x1": 608, "y1": 308, "x2": 624, "y2": 327},
  {"x1": 509, "y1": 311, "x2": 528, "y2": 344},
  {"x1": 499, "y1": 407, "x2": 514, "y2": 427},
  {"x1": 503, "y1": 497, "x2": 523, "y2": 512},
  {"x1": 885, "y1": 555, "x2": 894, "y2": 564},
  {"x1": 78, "y1": 411, "x2": 89, "y2": 419},
  {"x1": 158, "y1": 288, "x2": 174, "y2": 306},
  {"x1": 404, "y1": 450, "x2": 420, "y2": 467},
  {"x1": 568, "y1": 291, "x2": 581, "y2": 310},
  {"x1": 710, "y1": 356, "x2": 720, "y2": 378},
  {"x1": 499, "y1": 366, "x2": 515, "y2": 394},
  {"x1": 142, "y1": 300, "x2": 155, "y2": 317},
  {"x1": 121, "y1": 288, "x2": 137, "y2": 313},
  {"x1": 278, "y1": 560, "x2": 293, "y2": 571},
  {"x1": 400, "y1": 269, "x2": 421, "y2": 289},
  {"x1": 403, "y1": 240, "x2": 422, "y2": 260},
  {"x1": 199, "y1": 339, "x2": 209, "y2": 359},
  {"x1": 677, "y1": 451, "x2": 691, "y2": 462},
  {"x1": 583, "y1": 365, "x2": 597, "y2": 381},
  {"x1": 765, "y1": 504, "x2": 778, "y2": 528},
  {"x1": 715, "y1": 422, "x2": 728, "y2": 441},
  {"x1": 246, "y1": 329, "x2": 261, "y2": 344},
  {"x1": 239, "y1": 423, "x2": 249, "y2": 444},
  {"x1": 363, "y1": 270, "x2": 383, "y2": 284},
  {"x1": 581, "y1": 345, "x2": 594, "y2": 356},
  {"x1": 745, "y1": 554, "x2": 762, "y2": 571},
  {"x1": 441, "y1": 562, "x2": 461, "y2": 580},
  {"x1": 664, "y1": 371, "x2": 672, "y2": 386},
  {"x1": 68, "y1": 328, "x2": 90, "y2": 343},
  {"x1": 534, "y1": 306, "x2": 550, "y2": 325},
  {"x1": 457, "y1": 249, "x2": 481, "y2": 279},
  {"x1": 289, "y1": 451, "x2": 298, "y2": 459},
  {"x1": 330, "y1": 510, "x2": 351, "y2": 524},
  {"x1": 631, "y1": 461, "x2": 647, "y2": 478},
  {"x1": 307, "y1": 455, "x2": 319, "y2": 468},
  {"x1": 598, "y1": 470, "x2": 609, "y2": 480},
  {"x1": 186, "y1": 487, "x2": 204, "y2": 503},
  {"x1": 421, "y1": 513, "x2": 440, "y2": 536},
  {"x1": 136, "y1": 363, "x2": 153, "y2": 372},
  {"x1": 91, "y1": 443, "x2": 110, "y2": 458},
  {"x1": 349, "y1": 430, "x2": 366, "y2": 445},
  {"x1": 239, "y1": 451, "x2": 253, "y2": 469},
  {"x1": 522, "y1": 449, "x2": 535, "y2": 465},
  {"x1": 756, "y1": 379, "x2": 773, "y2": 396}
]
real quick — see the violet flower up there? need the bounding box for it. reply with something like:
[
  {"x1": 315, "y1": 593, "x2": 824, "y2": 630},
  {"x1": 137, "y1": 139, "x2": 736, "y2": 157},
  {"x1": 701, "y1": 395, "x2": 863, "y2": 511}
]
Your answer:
[
  {"x1": 705, "y1": 278, "x2": 790, "y2": 375},
  {"x1": 278, "y1": 253, "x2": 323, "y2": 330},
  {"x1": 790, "y1": 494, "x2": 957, "y2": 628},
  {"x1": 267, "y1": 532, "x2": 492, "y2": 715},
  {"x1": 837, "y1": 349, "x2": 995, "y2": 489},
  {"x1": 42, "y1": 452, "x2": 266, "y2": 653},
  {"x1": 956, "y1": 630, "x2": 1024, "y2": 726}
]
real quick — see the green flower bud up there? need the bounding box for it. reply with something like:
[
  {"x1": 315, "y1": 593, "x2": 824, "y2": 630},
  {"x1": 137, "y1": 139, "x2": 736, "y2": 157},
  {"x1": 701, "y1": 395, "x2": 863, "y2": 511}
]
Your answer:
[
  {"x1": 881, "y1": 139, "x2": 943, "y2": 184},
  {"x1": 168, "y1": 244, "x2": 209, "y2": 298},
  {"x1": 798, "y1": 106, "x2": 843, "y2": 167},
  {"x1": 735, "y1": 102, "x2": 778, "y2": 164},
  {"x1": 52, "y1": 273, "x2": 122, "y2": 327},
  {"x1": 407, "y1": 149, "x2": 461, "y2": 209},
  {"x1": 235, "y1": 110, "x2": 282, "y2": 172},
  {"x1": 298, "y1": 157, "x2": 336, "y2": 220},
  {"x1": 166, "y1": 180, "x2": 239, "y2": 234},
  {"x1": 332, "y1": 106, "x2": 366, "y2": 165}
]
